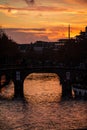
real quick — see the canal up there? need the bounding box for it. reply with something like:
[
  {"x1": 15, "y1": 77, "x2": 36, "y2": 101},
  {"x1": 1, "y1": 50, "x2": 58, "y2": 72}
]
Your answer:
[{"x1": 0, "y1": 73, "x2": 87, "y2": 130}]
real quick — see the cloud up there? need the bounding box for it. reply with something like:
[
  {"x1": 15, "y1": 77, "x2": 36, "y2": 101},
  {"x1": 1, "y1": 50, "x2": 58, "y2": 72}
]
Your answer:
[
  {"x1": 0, "y1": 0, "x2": 86, "y2": 16},
  {"x1": 64, "y1": 0, "x2": 87, "y2": 5},
  {"x1": 0, "y1": 4, "x2": 69, "y2": 12},
  {"x1": 4, "y1": 25, "x2": 80, "y2": 44},
  {"x1": 5, "y1": 28, "x2": 46, "y2": 33},
  {"x1": 24, "y1": 0, "x2": 35, "y2": 5},
  {"x1": 75, "y1": 0, "x2": 87, "y2": 4},
  {"x1": 4, "y1": 28, "x2": 49, "y2": 43},
  {"x1": 0, "y1": 5, "x2": 18, "y2": 17},
  {"x1": 23, "y1": 0, "x2": 87, "y2": 5}
]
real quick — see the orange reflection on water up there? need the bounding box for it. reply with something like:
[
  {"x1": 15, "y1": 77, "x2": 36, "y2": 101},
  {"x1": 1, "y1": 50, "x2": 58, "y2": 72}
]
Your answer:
[
  {"x1": 1, "y1": 75, "x2": 6, "y2": 85},
  {"x1": 24, "y1": 73, "x2": 62, "y2": 103}
]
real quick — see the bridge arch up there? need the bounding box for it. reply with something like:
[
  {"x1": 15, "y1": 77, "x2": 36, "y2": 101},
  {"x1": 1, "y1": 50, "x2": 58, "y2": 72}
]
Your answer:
[
  {"x1": 23, "y1": 72, "x2": 62, "y2": 102},
  {"x1": 2, "y1": 66, "x2": 85, "y2": 98},
  {"x1": 12, "y1": 67, "x2": 72, "y2": 98}
]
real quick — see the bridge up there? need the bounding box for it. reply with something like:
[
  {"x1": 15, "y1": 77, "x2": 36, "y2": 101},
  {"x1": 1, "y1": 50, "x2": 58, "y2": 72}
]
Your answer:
[{"x1": 0, "y1": 64, "x2": 87, "y2": 98}]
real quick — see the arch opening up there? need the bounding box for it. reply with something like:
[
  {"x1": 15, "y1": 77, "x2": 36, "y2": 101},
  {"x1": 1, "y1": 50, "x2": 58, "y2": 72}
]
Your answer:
[{"x1": 24, "y1": 73, "x2": 62, "y2": 103}]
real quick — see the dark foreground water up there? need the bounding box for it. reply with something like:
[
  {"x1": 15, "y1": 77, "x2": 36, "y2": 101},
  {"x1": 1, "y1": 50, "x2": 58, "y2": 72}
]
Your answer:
[{"x1": 0, "y1": 73, "x2": 87, "y2": 130}]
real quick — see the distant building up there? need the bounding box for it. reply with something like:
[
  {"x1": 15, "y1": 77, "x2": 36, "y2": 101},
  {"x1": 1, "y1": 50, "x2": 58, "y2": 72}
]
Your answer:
[
  {"x1": 58, "y1": 39, "x2": 68, "y2": 44},
  {"x1": 18, "y1": 44, "x2": 31, "y2": 53},
  {"x1": 33, "y1": 41, "x2": 52, "y2": 52},
  {"x1": 33, "y1": 40, "x2": 65, "y2": 52},
  {"x1": 76, "y1": 26, "x2": 87, "y2": 41},
  {"x1": 33, "y1": 46, "x2": 43, "y2": 51}
]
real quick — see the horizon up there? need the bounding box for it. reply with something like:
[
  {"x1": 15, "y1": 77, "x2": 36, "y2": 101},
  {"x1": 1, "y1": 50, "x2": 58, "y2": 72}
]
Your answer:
[{"x1": 0, "y1": 0, "x2": 87, "y2": 44}]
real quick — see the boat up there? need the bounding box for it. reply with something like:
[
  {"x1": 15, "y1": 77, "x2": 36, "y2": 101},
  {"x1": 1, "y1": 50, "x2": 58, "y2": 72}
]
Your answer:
[{"x1": 72, "y1": 84, "x2": 87, "y2": 98}]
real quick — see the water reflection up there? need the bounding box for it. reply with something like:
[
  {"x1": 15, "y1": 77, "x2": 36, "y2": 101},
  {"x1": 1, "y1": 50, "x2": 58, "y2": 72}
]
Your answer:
[
  {"x1": 0, "y1": 73, "x2": 87, "y2": 130},
  {"x1": 0, "y1": 81, "x2": 14, "y2": 99},
  {"x1": 24, "y1": 73, "x2": 62, "y2": 103}
]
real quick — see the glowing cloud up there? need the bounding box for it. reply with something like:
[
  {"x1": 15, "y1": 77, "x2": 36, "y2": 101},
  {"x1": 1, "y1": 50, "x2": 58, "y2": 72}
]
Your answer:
[
  {"x1": 24, "y1": 0, "x2": 35, "y2": 6},
  {"x1": 0, "y1": 0, "x2": 87, "y2": 43}
]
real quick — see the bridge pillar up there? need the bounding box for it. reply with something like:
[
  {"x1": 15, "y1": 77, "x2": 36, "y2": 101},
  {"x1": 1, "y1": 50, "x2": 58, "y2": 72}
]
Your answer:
[
  {"x1": 13, "y1": 71, "x2": 24, "y2": 98},
  {"x1": 62, "y1": 80, "x2": 72, "y2": 98},
  {"x1": 14, "y1": 80, "x2": 24, "y2": 98},
  {"x1": 62, "y1": 72, "x2": 72, "y2": 98}
]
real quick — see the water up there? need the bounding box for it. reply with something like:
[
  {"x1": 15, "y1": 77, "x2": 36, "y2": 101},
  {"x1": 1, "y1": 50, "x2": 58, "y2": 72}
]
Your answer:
[{"x1": 0, "y1": 73, "x2": 87, "y2": 130}]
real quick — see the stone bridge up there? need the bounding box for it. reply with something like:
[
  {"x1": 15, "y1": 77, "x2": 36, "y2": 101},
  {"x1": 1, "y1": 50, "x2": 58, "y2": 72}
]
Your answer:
[{"x1": 0, "y1": 65, "x2": 86, "y2": 98}]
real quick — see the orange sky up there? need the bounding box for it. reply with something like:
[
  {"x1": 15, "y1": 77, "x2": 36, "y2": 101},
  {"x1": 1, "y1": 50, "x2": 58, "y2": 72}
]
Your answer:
[{"x1": 0, "y1": 0, "x2": 87, "y2": 43}]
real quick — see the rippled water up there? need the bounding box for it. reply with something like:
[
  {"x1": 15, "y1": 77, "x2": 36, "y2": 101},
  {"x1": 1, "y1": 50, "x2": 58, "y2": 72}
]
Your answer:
[{"x1": 0, "y1": 73, "x2": 87, "y2": 130}]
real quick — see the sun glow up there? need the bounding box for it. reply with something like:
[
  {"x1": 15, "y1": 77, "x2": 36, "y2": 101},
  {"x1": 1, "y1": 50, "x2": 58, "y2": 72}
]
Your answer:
[{"x1": 0, "y1": 0, "x2": 87, "y2": 43}]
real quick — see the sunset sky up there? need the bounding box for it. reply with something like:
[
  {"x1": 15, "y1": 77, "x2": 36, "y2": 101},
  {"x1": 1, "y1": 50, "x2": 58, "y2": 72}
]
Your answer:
[{"x1": 0, "y1": 0, "x2": 87, "y2": 44}]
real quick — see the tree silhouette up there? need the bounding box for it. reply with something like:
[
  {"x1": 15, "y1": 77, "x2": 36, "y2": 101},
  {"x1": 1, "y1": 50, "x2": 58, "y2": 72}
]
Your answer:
[{"x1": 0, "y1": 28, "x2": 20, "y2": 65}]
